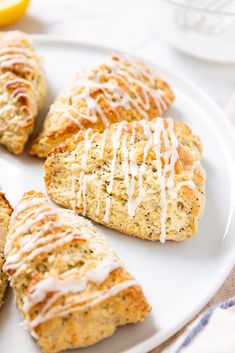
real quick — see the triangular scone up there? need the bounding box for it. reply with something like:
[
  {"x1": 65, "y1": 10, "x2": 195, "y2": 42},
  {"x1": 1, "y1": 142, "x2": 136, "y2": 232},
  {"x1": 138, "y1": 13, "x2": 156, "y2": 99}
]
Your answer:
[
  {"x1": 45, "y1": 117, "x2": 206, "y2": 242},
  {"x1": 3, "y1": 191, "x2": 150, "y2": 353},
  {"x1": 0, "y1": 193, "x2": 12, "y2": 307},
  {"x1": 30, "y1": 53, "x2": 174, "y2": 158},
  {"x1": 0, "y1": 31, "x2": 46, "y2": 154}
]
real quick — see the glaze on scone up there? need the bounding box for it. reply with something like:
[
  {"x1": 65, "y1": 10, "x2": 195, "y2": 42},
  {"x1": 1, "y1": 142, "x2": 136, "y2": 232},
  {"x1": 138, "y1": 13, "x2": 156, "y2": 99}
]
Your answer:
[
  {"x1": 0, "y1": 193, "x2": 12, "y2": 306},
  {"x1": 45, "y1": 117, "x2": 206, "y2": 242},
  {"x1": 30, "y1": 53, "x2": 174, "y2": 158},
  {"x1": 3, "y1": 191, "x2": 150, "y2": 353},
  {"x1": 0, "y1": 31, "x2": 46, "y2": 154}
]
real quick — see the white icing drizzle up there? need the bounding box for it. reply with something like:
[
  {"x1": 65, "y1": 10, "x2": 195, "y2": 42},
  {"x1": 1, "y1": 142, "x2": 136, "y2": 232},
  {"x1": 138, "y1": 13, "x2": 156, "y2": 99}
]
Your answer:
[
  {"x1": 99, "y1": 128, "x2": 108, "y2": 159},
  {"x1": 0, "y1": 36, "x2": 42, "y2": 120},
  {"x1": 52, "y1": 106, "x2": 84, "y2": 129},
  {"x1": 1, "y1": 73, "x2": 34, "y2": 112},
  {"x1": 121, "y1": 122, "x2": 143, "y2": 217},
  {"x1": 151, "y1": 118, "x2": 180, "y2": 242},
  {"x1": 190, "y1": 160, "x2": 206, "y2": 179},
  {"x1": 103, "y1": 196, "x2": 111, "y2": 223},
  {"x1": 152, "y1": 119, "x2": 167, "y2": 242},
  {"x1": 0, "y1": 46, "x2": 35, "y2": 58},
  {"x1": 5, "y1": 228, "x2": 81, "y2": 278},
  {"x1": 6, "y1": 198, "x2": 48, "y2": 253},
  {"x1": 101, "y1": 118, "x2": 179, "y2": 242},
  {"x1": 0, "y1": 104, "x2": 13, "y2": 121},
  {"x1": 71, "y1": 164, "x2": 77, "y2": 210},
  {"x1": 0, "y1": 65, "x2": 36, "y2": 119},
  {"x1": 176, "y1": 180, "x2": 196, "y2": 190},
  {"x1": 9, "y1": 197, "x2": 45, "y2": 225},
  {"x1": 0, "y1": 56, "x2": 35, "y2": 73},
  {"x1": 95, "y1": 180, "x2": 102, "y2": 216},
  {"x1": 28, "y1": 279, "x2": 138, "y2": 328},
  {"x1": 103, "y1": 54, "x2": 168, "y2": 114},
  {"x1": 126, "y1": 122, "x2": 139, "y2": 216},
  {"x1": 107, "y1": 121, "x2": 127, "y2": 195},
  {"x1": 4, "y1": 75, "x2": 35, "y2": 91},
  {"x1": 81, "y1": 129, "x2": 93, "y2": 169},
  {"x1": 70, "y1": 117, "x2": 203, "y2": 243},
  {"x1": 54, "y1": 53, "x2": 169, "y2": 128},
  {"x1": 165, "y1": 118, "x2": 179, "y2": 199},
  {"x1": 104, "y1": 121, "x2": 127, "y2": 221},
  {"x1": 4, "y1": 197, "x2": 84, "y2": 280},
  {"x1": 5, "y1": 195, "x2": 139, "y2": 330},
  {"x1": 75, "y1": 129, "x2": 98, "y2": 215},
  {"x1": 9, "y1": 209, "x2": 55, "y2": 243},
  {"x1": 23, "y1": 257, "x2": 123, "y2": 312},
  {"x1": 0, "y1": 39, "x2": 40, "y2": 76}
]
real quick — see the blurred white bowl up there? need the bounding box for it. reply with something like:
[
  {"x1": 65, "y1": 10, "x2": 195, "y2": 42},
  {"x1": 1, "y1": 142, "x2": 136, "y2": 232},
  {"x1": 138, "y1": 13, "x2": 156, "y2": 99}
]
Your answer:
[{"x1": 158, "y1": 0, "x2": 235, "y2": 63}]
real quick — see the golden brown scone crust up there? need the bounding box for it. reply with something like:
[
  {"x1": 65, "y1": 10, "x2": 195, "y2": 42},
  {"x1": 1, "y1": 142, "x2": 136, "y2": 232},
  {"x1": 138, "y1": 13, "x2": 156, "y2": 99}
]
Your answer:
[
  {"x1": 0, "y1": 31, "x2": 46, "y2": 154},
  {"x1": 45, "y1": 117, "x2": 206, "y2": 242},
  {"x1": 0, "y1": 193, "x2": 12, "y2": 307},
  {"x1": 4, "y1": 191, "x2": 150, "y2": 353},
  {"x1": 30, "y1": 53, "x2": 174, "y2": 158}
]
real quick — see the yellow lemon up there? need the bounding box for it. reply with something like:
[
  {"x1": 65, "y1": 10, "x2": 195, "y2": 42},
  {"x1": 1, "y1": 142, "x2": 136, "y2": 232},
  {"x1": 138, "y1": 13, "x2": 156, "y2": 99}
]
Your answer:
[{"x1": 0, "y1": 0, "x2": 30, "y2": 26}]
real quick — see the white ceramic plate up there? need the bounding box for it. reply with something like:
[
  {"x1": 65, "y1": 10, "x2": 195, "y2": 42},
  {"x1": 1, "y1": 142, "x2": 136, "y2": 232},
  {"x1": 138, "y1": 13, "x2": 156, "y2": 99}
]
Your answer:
[{"x1": 0, "y1": 36, "x2": 235, "y2": 353}]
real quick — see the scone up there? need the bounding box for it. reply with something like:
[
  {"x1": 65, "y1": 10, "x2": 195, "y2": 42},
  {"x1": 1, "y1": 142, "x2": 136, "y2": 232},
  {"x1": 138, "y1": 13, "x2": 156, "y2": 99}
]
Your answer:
[
  {"x1": 0, "y1": 193, "x2": 12, "y2": 306},
  {"x1": 0, "y1": 31, "x2": 46, "y2": 154},
  {"x1": 30, "y1": 53, "x2": 174, "y2": 158},
  {"x1": 45, "y1": 117, "x2": 206, "y2": 242},
  {"x1": 3, "y1": 191, "x2": 150, "y2": 353}
]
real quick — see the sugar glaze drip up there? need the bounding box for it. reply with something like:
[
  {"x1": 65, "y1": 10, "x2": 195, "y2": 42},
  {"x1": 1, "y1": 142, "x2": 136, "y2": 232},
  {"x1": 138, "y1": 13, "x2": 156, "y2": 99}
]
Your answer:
[
  {"x1": 71, "y1": 118, "x2": 201, "y2": 243},
  {"x1": 27, "y1": 279, "x2": 138, "y2": 329},
  {"x1": 0, "y1": 39, "x2": 40, "y2": 74},
  {"x1": 4, "y1": 196, "x2": 85, "y2": 281},
  {"x1": 0, "y1": 36, "x2": 42, "y2": 119},
  {"x1": 101, "y1": 117, "x2": 180, "y2": 242},
  {"x1": 76, "y1": 129, "x2": 98, "y2": 216},
  {"x1": 53, "y1": 54, "x2": 170, "y2": 129},
  {"x1": 0, "y1": 72, "x2": 37, "y2": 119},
  {"x1": 23, "y1": 257, "x2": 123, "y2": 313},
  {"x1": 5, "y1": 195, "x2": 138, "y2": 330}
]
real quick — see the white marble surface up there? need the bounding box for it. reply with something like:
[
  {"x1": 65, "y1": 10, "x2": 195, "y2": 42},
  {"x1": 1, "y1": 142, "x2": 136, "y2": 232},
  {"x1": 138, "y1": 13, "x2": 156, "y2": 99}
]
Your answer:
[{"x1": 4, "y1": 0, "x2": 235, "y2": 113}]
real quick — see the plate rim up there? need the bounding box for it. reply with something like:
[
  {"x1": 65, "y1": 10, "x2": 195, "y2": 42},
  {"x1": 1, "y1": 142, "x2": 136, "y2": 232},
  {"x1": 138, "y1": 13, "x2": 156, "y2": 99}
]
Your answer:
[{"x1": 10, "y1": 34, "x2": 235, "y2": 352}]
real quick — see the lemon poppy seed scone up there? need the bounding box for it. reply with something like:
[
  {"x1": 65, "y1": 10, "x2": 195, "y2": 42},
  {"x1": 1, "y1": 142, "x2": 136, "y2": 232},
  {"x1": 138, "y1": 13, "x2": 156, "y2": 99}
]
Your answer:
[
  {"x1": 0, "y1": 193, "x2": 12, "y2": 306},
  {"x1": 45, "y1": 117, "x2": 206, "y2": 242},
  {"x1": 30, "y1": 53, "x2": 174, "y2": 158},
  {"x1": 3, "y1": 191, "x2": 150, "y2": 353},
  {"x1": 0, "y1": 31, "x2": 46, "y2": 154}
]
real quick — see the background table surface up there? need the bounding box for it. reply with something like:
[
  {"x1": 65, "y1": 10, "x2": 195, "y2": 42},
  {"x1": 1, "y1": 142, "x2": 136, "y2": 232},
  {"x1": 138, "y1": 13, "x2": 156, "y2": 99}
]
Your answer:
[{"x1": 4, "y1": 1, "x2": 235, "y2": 352}]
